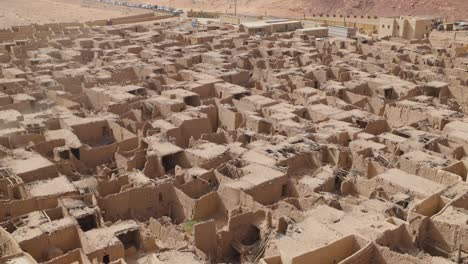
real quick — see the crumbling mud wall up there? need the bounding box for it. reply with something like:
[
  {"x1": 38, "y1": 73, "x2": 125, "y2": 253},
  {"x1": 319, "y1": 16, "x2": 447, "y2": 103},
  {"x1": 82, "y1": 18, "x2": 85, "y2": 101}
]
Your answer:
[
  {"x1": 97, "y1": 184, "x2": 185, "y2": 223},
  {"x1": 0, "y1": 197, "x2": 57, "y2": 222}
]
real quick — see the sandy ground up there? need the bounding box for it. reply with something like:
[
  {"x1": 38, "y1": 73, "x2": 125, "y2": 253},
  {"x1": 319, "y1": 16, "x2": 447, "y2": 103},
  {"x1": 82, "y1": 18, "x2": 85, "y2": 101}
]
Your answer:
[
  {"x1": 127, "y1": 0, "x2": 467, "y2": 21},
  {"x1": 0, "y1": 0, "x2": 464, "y2": 29},
  {"x1": 430, "y1": 30, "x2": 468, "y2": 47},
  {"x1": 0, "y1": 0, "x2": 147, "y2": 28}
]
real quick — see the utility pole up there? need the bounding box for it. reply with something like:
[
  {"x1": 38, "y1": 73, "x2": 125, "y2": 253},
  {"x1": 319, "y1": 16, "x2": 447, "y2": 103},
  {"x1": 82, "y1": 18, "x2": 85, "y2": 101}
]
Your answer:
[{"x1": 234, "y1": 0, "x2": 237, "y2": 16}]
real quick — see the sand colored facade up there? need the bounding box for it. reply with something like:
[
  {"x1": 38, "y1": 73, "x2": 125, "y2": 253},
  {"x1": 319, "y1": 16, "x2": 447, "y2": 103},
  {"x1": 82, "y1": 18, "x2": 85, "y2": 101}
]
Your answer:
[{"x1": 378, "y1": 16, "x2": 434, "y2": 40}]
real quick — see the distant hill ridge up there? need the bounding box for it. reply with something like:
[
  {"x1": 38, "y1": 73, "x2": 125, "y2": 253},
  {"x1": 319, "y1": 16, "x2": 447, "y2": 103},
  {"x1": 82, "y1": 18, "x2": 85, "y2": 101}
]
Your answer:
[{"x1": 129, "y1": 0, "x2": 466, "y2": 21}]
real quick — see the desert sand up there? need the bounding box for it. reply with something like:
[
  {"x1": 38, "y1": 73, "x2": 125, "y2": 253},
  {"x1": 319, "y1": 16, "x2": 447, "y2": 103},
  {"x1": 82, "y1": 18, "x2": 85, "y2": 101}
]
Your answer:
[
  {"x1": 0, "y1": 0, "x2": 146, "y2": 28},
  {"x1": 128, "y1": 0, "x2": 467, "y2": 21}
]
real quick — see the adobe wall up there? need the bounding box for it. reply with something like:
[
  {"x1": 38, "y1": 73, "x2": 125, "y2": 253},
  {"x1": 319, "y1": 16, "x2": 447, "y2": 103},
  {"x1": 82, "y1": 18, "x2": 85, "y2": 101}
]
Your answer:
[
  {"x1": 19, "y1": 233, "x2": 49, "y2": 261},
  {"x1": 174, "y1": 187, "x2": 195, "y2": 221},
  {"x1": 85, "y1": 89, "x2": 114, "y2": 111},
  {"x1": 86, "y1": 243, "x2": 124, "y2": 264},
  {"x1": 80, "y1": 143, "x2": 119, "y2": 168},
  {"x1": 66, "y1": 120, "x2": 108, "y2": 143},
  {"x1": 0, "y1": 100, "x2": 33, "y2": 114},
  {"x1": 244, "y1": 114, "x2": 272, "y2": 134},
  {"x1": 451, "y1": 194, "x2": 468, "y2": 208},
  {"x1": 193, "y1": 192, "x2": 223, "y2": 221},
  {"x1": 33, "y1": 139, "x2": 65, "y2": 158},
  {"x1": 98, "y1": 184, "x2": 184, "y2": 223},
  {"x1": 115, "y1": 149, "x2": 146, "y2": 172},
  {"x1": 197, "y1": 105, "x2": 218, "y2": 130},
  {"x1": 351, "y1": 151, "x2": 386, "y2": 179},
  {"x1": 412, "y1": 19, "x2": 432, "y2": 40},
  {"x1": 0, "y1": 197, "x2": 57, "y2": 222},
  {"x1": 0, "y1": 227, "x2": 22, "y2": 258},
  {"x1": 97, "y1": 175, "x2": 129, "y2": 197},
  {"x1": 408, "y1": 195, "x2": 465, "y2": 254},
  {"x1": 109, "y1": 122, "x2": 139, "y2": 151},
  {"x1": 201, "y1": 132, "x2": 228, "y2": 145},
  {"x1": 98, "y1": 187, "x2": 140, "y2": 222},
  {"x1": 151, "y1": 100, "x2": 185, "y2": 120},
  {"x1": 260, "y1": 255, "x2": 283, "y2": 264},
  {"x1": 194, "y1": 219, "x2": 217, "y2": 259},
  {"x1": 218, "y1": 105, "x2": 243, "y2": 131},
  {"x1": 0, "y1": 31, "x2": 34, "y2": 42},
  {"x1": 286, "y1": 152, "x2": 321, "y2": 175},
  {"x1": 442, "y1": 161, "x2": 468, "y2": 181},
  {"x1": 448, "y1": 85, "x2": 468, "y2": 114},
  {"x1": 364, "y1": 119, "x2": 390, "y2": 135},
  {"x1": 16, "y1": 161, "x2": 58, "y2": 183},
  {"x1": 410, "y1": 194, "x2": 449, "y2": 218},
  {"x1": 15, "y1": 222, "x2": 81, "y2": 261},
  {"x1": 399, "y1": 157, "x2": 460, "y2": 185},
  {"x1": 0, "y1": 52, "x2": 11, "y2": 63},
  {"x1": 43, "y1": 248, "x2": 90, "y2": 264},
  {"x1": 8, "y1": 134, "x2": 45, "y2": 149},
  {"x1": 110, "y1": 67, "x2": 138, "y2": 84},
  {"x1": 340, "y1": 242, "x2": 376, "y2": 264},
  {"x1": 86, "y1": 20, "x2": 108, "y2": 27},
  {"x1": 179, "y1": 118, "x2": 213, "y2": 148},
  {"x1": 108, "y1": 101, "x2": 142, "y2": 116},
  {"x1": 245, "y1": 175, "x2": 288, "y2": 205},
  {"x1": 148, "y1": 218, "x2": 187, "y2": 248},
  {"x1": 232, "y1": 98, "x2": 262, "y2": 113},
  {"x1": 191, "y1": 82, "x2": 219, "y2": 99},
  {"x1": 186, "y1": 151, "x2": 231, "y2": 171},
  {"x1": 11, "y1": 42, "x2": 49, "y2": 59},
  {"x1": 47, "y1": 225, "x2": 82, "y2": 258},
  {"x1": 216, "y1": 209, "x2": 267, "y2": 261},
  {"x1": 142, "y1": 155, "x2": 166, "y2": 179},
  {"x1": 427, "y1": 201, "x2": 468, "y2": 254},
  {"x1": 374, "y1": 223, "x2": 415, "y2": 253},
  {"x1": 375, "y1": 245, "x2": 428, "y2": 264},
  {"x1": 227, "y1": 210, "x2": 266, "y2": 240},
  {"x1": 109, "y1": 13, "x2": 156, "y2": 25},
  {"x1": 217, "y1": 185, "x2": 241, "y2": 211},
  {"x1": 0, "y1": 179, "x2": 20, "y2": 201},
  {"x1": 271, "y1": 22, "x2": 302, "y2": 33},
  {"x1": 290, "y1": 235, "x2": 369, "y2": 264},
  {"x1": 47, "y1": 91, "x2": 80, "y2": 110},
  {"x1": 178, "y1": 177, "x2": 212, "y2": 199},
  {"x1": 239, "y1": 191, "x2": 265, "y2": 210},
  {"x1": 384, "y1": 104, "x2": 427, "y2": 128},
  {"x1": 0, "y1": 32, "x2": 17, "y2": 43},
  {"x1": 216, "y1": 223, "x2": 245, "y2": 262},
  {"x1": 0, "y1": 78, "x2": 26, "y2": 95},
  {"x1": 54, "y1": 76, "x2": 83, "y2": 94}
]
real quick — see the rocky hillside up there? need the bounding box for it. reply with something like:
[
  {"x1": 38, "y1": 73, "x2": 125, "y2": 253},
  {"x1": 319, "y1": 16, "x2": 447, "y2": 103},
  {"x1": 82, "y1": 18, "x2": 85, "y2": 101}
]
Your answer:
[{"x1": 132, "y1": 0, "x2": 467, "y2": 21}]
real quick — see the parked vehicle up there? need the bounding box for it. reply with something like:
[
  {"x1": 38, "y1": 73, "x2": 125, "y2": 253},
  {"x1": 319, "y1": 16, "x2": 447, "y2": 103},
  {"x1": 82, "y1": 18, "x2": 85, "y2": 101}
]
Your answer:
[{"x1": 94, "y1": 0, "x2": 180, "y2": 15}]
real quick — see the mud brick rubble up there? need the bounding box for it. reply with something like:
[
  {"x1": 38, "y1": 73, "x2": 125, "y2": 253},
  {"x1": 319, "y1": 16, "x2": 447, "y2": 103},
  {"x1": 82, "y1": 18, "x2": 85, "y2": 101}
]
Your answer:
[{"x1": 0, "y1": 15, "x2": 468, "y2": 264}]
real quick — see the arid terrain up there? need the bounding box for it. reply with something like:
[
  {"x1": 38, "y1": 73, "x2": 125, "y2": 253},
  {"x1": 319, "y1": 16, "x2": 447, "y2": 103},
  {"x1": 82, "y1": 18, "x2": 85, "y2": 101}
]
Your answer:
[
  {"x1": 129, "y1": 0, "x2": 467, "y2": 20},
  {"x1": 1, "y1": 0, "x2": 465, "y2": 27},
  {"x1": 0, "y1": 0, "x2": 146, "y2": 28}
]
